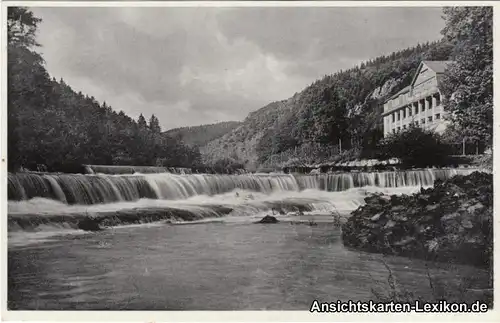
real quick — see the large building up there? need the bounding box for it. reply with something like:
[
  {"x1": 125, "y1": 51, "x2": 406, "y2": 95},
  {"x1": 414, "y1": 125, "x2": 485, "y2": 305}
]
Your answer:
[{"x1": 382, "y1": 61, "x2": 454, "y2": 137}]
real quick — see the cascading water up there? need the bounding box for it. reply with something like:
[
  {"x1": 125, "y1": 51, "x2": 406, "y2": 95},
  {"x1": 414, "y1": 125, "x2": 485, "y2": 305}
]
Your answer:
[
  {"x1": 8, "y1": 168, "x2": 476, "y2": 205},
  {"x1": 7, "y1": 168, "x2": 478, "y2": 242}
]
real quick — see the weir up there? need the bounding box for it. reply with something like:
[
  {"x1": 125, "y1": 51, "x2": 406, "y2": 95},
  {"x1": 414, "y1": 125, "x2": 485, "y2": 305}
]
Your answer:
[
  {"x1": 84, "y1": 164, "x2": 193, "y2": 175},
  {"x1": 8, "y1": 168, "x2": 476, "y2": 205}
]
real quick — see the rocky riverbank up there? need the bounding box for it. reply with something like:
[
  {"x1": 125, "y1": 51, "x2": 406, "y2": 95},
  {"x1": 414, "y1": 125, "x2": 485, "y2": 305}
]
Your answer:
[
  {"x1": 342, "y1": 171, "x2": 493, "y2": 268},
  {"x1": 8, "y1": 200, "x2": 315, "y2": 232}
]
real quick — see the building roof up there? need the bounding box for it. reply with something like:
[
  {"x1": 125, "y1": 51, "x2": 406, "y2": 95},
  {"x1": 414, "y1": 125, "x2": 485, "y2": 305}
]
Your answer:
[
  {"x1": 408, "y1": 60, "x2": 455, "y2": 92},
  {"x1": 387, "y1": 85, "x2": 411, "y2": 101},
  {"x1": 422, "y1": 60, "x2": 455, "y2": 74},
  {"x1": 384, "y1": 60, "x2": 455, "y2": 106}
]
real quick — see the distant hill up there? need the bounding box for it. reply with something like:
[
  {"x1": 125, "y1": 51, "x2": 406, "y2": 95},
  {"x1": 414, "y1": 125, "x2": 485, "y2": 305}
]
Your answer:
[
  {"x1": 201, "y1": 40, "x2": 454, "y2": 171},
  {"x1": 164, "y1": 121, "x2": 242, "y2": 147}
]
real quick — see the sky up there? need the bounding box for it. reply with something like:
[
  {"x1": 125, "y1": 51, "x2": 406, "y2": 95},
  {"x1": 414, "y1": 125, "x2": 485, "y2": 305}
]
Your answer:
[{"x1": 31, "y1": 6, "x2": 446, "y2": 130}]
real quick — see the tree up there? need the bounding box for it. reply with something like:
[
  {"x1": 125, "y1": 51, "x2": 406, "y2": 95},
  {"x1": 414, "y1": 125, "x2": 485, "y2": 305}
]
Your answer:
[
  {"x1": 440, "y1": 7, "x2": 493, "y2": 147},
  {"x1": 7, "y1": 7, "x2": 41, "y2": 48},
  {"x1": 137, "y1": 114, "x2": 148, "y2": 128},
  {"x1": 7, "y1": 8, "x2": 205, "y2": 172},
  {"x1": 8, "y1": 7, "x2": 49, "y2": 171},
  {"x1": 312, "y1": 88, "x2": 349, "y2": 146},
  {"x1": 149, "y1": 114, "x2": 161, "y2": 134},
  {"x1": 377, "y1": 125, "x2": 452, "y2": 168}
]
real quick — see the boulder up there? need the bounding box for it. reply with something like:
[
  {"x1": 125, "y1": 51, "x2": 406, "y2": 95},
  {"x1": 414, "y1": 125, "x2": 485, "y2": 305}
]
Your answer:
[
  {"x1": 77, "y1": 217, "x2": 102, "y2": 232},
  {"x1": 256, "y1": 215, "x2": 279, "y2": 224}
]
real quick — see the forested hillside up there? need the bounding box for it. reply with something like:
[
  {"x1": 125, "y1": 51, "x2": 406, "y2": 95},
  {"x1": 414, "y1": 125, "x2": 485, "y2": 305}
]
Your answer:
[
  {"x1": 8, "y1": 8, "x2": 201, "y2": 173},
  {"x1": 8, "y1": 7, "x2": 491, "y2": 174},
  {"x1": 164, "y1": 121, "x2": 241, "y2": 147},
  {"x1": 202, "y1": 40, "x2": 454, "y2": 170},
  {"x1": 203, "y1": 7, "x2": 493, "y2": 172}
]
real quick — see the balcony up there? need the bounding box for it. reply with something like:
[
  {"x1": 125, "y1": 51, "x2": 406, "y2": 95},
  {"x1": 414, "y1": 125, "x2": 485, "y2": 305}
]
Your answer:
[{"x1": 383, "y1": 88, "x2": 441, "y2": 115}]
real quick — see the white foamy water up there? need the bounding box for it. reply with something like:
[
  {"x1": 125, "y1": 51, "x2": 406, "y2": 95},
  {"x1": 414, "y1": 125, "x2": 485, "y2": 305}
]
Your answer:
[
  {"x1": 8, "y1": 168, "x2": 475, "y2": 205},
  {"x1": 8, "y1": 185, "x2": 420, "y2": 216},
  {"x1": 8, "y1": 185, "x2": 423, "y2": 247},
  {"x1": 8, "y1": 168, "x2": 478, "y2": 247}
]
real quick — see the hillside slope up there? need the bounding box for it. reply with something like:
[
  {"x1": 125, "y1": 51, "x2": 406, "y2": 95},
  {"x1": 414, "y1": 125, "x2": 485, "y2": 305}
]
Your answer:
[
  {"x1": 7, "y1": 8, "x2": 200, "y2": 172},
  {"x1": 201, "y1": 40, "x2": 453, "y2": 171},
  {"x1": 164, "y1": 121, "x2": 241, "y2": 147}
]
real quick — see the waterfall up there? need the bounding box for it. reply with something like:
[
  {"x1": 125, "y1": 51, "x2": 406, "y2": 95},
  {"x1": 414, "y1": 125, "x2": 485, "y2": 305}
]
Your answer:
[
  {"x1": 83, "y1": 164, "x2": 193, "y2": 175},
  {"x1": 7, "y1": 168, "x2": 476, "y2": 206}
]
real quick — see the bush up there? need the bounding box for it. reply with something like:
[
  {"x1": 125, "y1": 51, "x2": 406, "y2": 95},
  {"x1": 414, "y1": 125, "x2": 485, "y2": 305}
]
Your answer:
[
  {"x1": 210, "y1": 158, "x2": 245, "y2": 174},
  {"x1": 377, "y1": 124, "x2": 452, "y2": 168}
]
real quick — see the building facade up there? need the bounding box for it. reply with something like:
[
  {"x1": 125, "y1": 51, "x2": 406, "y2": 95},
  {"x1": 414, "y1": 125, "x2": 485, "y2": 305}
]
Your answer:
[{"x1": 382, "y1": 61, "x2": 454, "y2": 137}]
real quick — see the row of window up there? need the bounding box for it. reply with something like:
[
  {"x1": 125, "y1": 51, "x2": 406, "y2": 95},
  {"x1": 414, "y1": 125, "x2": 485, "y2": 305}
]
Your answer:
[
  {"x1": 391, "y1": 114, "x2": 441, "y2": 133},
  {"x1": 390, "y1": 94, "x2": 442, "y2": 123}
]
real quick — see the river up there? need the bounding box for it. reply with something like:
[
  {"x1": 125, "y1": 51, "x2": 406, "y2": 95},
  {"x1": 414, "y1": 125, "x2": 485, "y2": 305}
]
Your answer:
[{"x1": 8, "y1": 168, "x2": 490, "y2": 310}]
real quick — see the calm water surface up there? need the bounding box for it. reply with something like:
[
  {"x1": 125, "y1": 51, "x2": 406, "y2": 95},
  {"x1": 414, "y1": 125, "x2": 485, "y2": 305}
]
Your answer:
[{"x1": 8, "y1": 221, "x2": 489, "y2": 310}]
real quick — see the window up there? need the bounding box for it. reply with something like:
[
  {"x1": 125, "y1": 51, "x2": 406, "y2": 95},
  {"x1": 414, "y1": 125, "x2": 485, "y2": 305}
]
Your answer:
[
  {"x1": 414, "y1": 105, "x2": 418, "y2": 115},
  {"x1": 402, "y1": 109, "x2": 406, "y2": 119},
  {"x1": 408, "y1": 107, "x2": 412, "y2": 116},
  {"x1": 436, "y1": 93, "x2": 441, "y2": 106},
  {"x1": 428, "y1": 98, "x2": 432, "y2": 110},
  {"x1": 392, "y1": 113, "x2": 395, "y2": 122},
  {"x1": 435, "y1": 113, "x2": 441, "y2": 120},
  {"x1": 397, "y1": 112, "x2": 401, "y2": 121},
  {"x1": 428, "y1": 116, "x2": 433, "y2": 122}
]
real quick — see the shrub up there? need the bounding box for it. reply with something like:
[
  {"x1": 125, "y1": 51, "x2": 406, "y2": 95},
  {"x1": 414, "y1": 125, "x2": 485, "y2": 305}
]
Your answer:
[
  {"x1": 210, "y1": 158, "x2": 245, "y2": 174},
  {"x1": 377, "y1": 124, "x2": 452, "y2": 168}
]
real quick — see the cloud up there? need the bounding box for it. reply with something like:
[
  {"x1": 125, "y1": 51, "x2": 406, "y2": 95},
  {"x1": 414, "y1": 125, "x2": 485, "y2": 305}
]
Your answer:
[{"x1": 30, "y1": 6, "x2": 445, "y2": 130}]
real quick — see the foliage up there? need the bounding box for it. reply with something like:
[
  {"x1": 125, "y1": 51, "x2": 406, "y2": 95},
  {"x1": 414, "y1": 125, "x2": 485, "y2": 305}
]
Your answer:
[
  {"x1": 7, "y1": 7, "x2": 41, "y2": 48},
  {"x1": 476, "y1": 153, "x2": 493, "y2": 172},
  {"x1": 203, "y1": 39, "x2": 454, "y2": 169},
  {"x1": 165, "y1": 121, "x2": 241, "y2": 147},
  {"x1": 440, "y1": 7, "x2": 493, "y2": 146},
  {"x1": 8, "y1": 7, "x2": 201, "y2": 172},
  {"x1": 376, "y1": 125, "x2": 451, "y2": 168},
  {"x1": 203, "y1": 7, "x2": 493, "y2": 170},
  {"x1": 208, "y1": 158, "x2": 245, "y2": 174}
]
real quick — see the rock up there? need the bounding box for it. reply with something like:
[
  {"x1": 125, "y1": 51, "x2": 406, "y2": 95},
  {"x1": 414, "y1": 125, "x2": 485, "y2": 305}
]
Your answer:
[
  {"x1": 384, "y1": 220, "x2": 397, "y2": 229},
  {"x1": 77, "y1": 217, "x2": 102, "y2": 231},
  {"x1": 441, "y1": 212, "x2": 460, "y2": 222},
  {"x1": 425, "y1": 204, "x2": 439, "y2": 211},
  {"x1": 341, "y1": 171, "x2": 493, "y2": 268},
  {"x1": 394, "y1": 236, "x2": 416, "y2": 246},
  {"x1": 380, "y1": 195, "x2": 392, "y2": 202},
  {"x1": 418, "y1": 194, "x2": 430, "y2": 203},
  {"x1": 364, "y1": 194, "x2": 383, "y2": 205},
  {"x1": 391, "y1": 214, "x2": 408, "y2": 222},
  {"x1": 416, "y1": 225, "x2": 432, "y2": 234},
  {"x1": 461, "y1": 218, "x2": 474, "y2": 229},
  {"x1": 256, "y1": 215, "x2": 279, "y2": 224},
  {"x1": 391, "y1": 205, "x2": 406, "y2": 212},
  {"x1": 467, "y1": 203, "x2": 484, "y2": 213},
  {"x1": 370, "y1": 213, "x2": 382, "y2": 222}
]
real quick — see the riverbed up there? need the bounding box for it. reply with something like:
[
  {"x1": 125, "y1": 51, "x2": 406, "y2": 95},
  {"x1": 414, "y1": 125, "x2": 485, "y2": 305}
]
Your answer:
[{"x1": 8, "y1": 217, "x2": 491, "y2": 310}]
